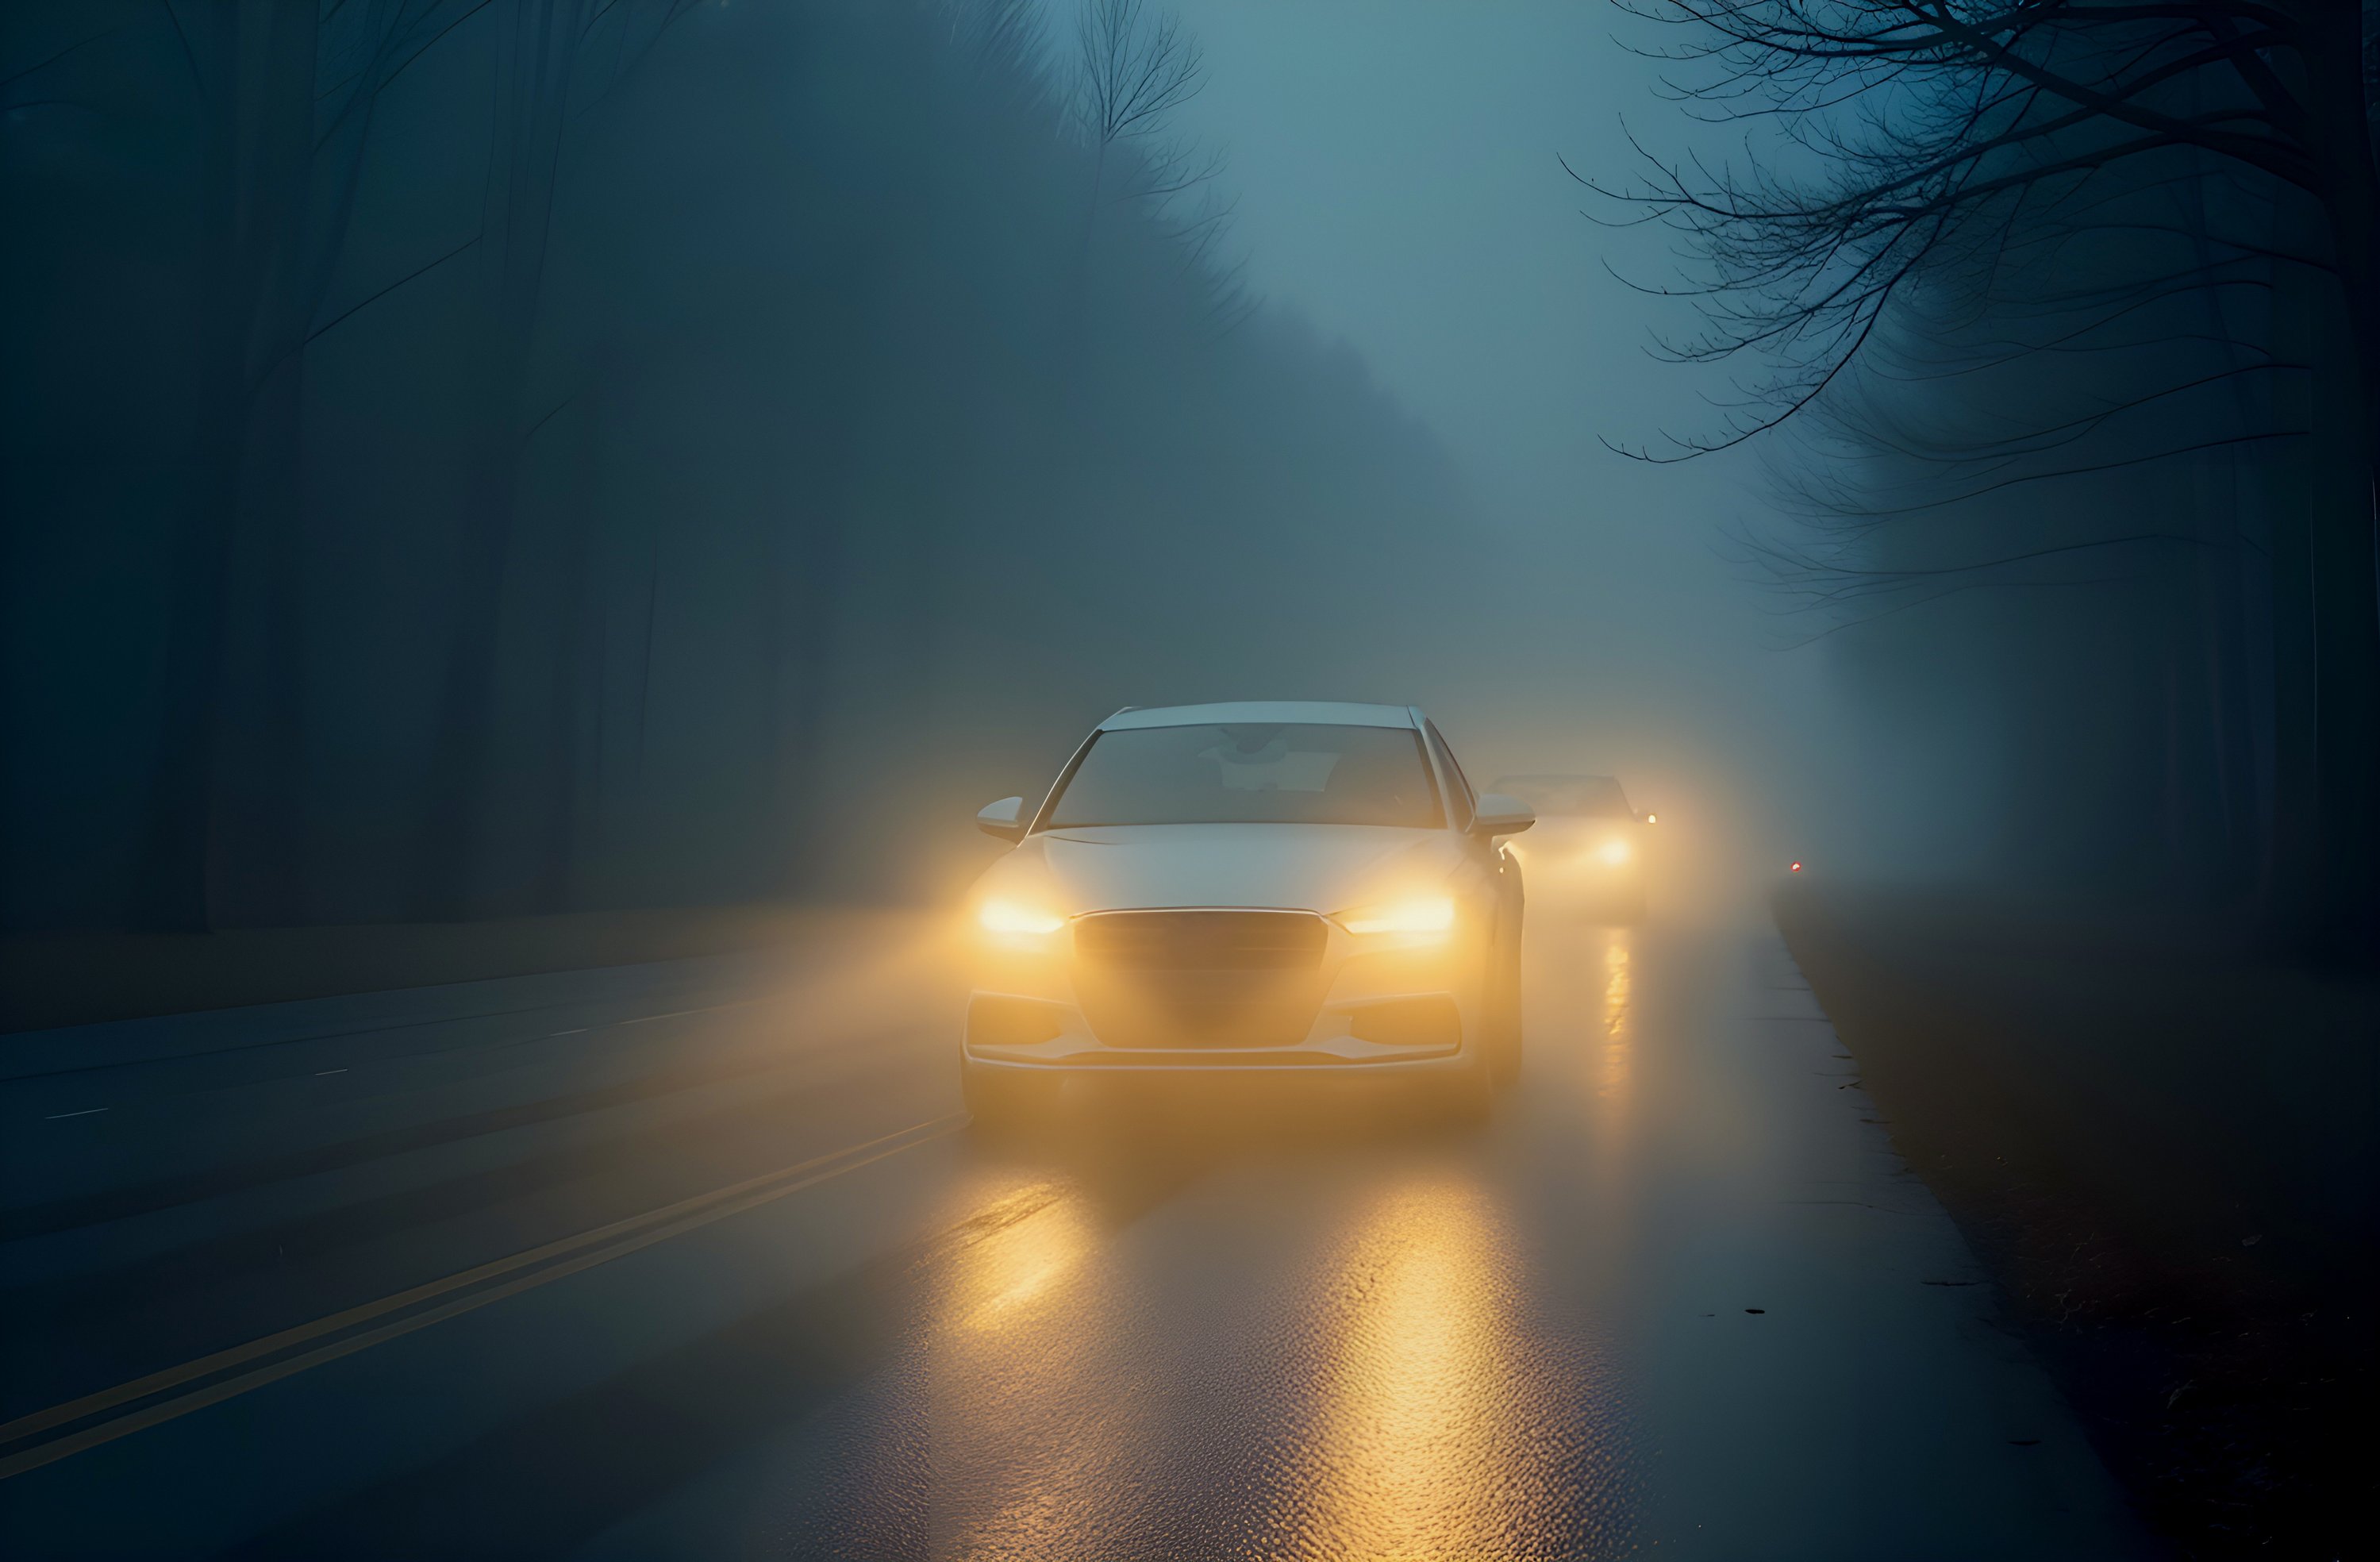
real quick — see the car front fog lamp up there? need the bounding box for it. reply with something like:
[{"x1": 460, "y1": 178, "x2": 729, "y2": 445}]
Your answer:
[
  {"x1": 1339, "y1": 896, "x2": 1456, "y2": 938},
  {"x1": 979, "y1": 898, "x2": 1066, "y2": 941}
]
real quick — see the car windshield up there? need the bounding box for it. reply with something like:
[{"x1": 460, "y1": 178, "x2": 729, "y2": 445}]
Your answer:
[
  {"x1": 1045, "y1": 723, "x2": 1444, "y2": 829},
  {"x1": 1493, "y1": 775, "x2": 1632, "y2": 818}
]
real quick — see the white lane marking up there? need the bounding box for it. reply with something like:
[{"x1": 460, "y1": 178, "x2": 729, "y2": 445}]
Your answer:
[
  {"x1": 0, "y1": 1113, "x2": 965, "y2": 1478},
  {"x1": 616, "y1": 998, "x2": 768, "y2": 1026},
  {"x1": 547, "y1": 1028, "x2": 590, "y2": 1037},
  {"x1": 42, "y1": 1107, "x2": 108, "y2": 1120},
  {"x1": 313, "y1": 1069, "x2": 348, "y2": 1077}
]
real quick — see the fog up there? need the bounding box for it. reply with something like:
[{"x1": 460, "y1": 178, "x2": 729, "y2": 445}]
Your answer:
[
  {"x1": 8, "y1": 1, "x2": 1490, "y2": 929},
  {"x1": 1160, "y1": 0, "x2": 1851, "y2": 883},
  {"x1": 1153, "y1": 0, "x2": 2375, "y2": 929},
  {"x1": 4, "y1": 10, "x2": 2374, "y2": 1551},
  {"x1": 2, "y1": 0, "x2": 2370, "y2": 936}
]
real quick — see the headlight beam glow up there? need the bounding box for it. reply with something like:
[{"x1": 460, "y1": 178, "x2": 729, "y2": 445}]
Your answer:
[
  {"x1": 978, "y1": 898, "x2": 1067, "y2": 937},
  {"x1": 1339, "y1": 897, "x2": 1456, "y2": 937}
]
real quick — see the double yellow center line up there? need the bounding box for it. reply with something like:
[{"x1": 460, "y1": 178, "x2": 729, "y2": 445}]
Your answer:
[{"x1": 0, "y1": 1113, "x2": 964, "y2": 1480}]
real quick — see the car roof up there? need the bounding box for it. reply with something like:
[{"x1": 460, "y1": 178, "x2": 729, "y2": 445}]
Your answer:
[{"x1": 1098, "y1": 700, "x2": 1421, "y2": 732}]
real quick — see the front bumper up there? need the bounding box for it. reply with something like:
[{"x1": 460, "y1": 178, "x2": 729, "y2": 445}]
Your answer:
[{"x1": 964, "y1": 912, "x2": 1484, "y2": 1076}]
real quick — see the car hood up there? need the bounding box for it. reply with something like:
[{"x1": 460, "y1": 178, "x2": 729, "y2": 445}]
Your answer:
[{"x1": 983, "y1": 825, "x2": 1463, "y2": 916}]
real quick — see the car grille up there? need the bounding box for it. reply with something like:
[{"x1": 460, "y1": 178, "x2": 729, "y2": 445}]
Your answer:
[{"x1": 1073, "y1": 910, "x2": 1328, "y2": 1048}]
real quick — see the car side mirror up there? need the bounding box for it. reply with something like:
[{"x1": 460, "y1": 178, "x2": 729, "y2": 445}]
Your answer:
[
  {"x1": 976, "y1": 796, "x2": 1027, "y2": 842},
  {"x1": 1470, "y1": 792, "x2": 1535, "y2": 837}
]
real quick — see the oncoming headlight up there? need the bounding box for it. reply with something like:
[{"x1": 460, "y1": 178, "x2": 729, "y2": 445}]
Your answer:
[{"x1": 1338, "y1": 896, "x2": 1456, "y2": 939}]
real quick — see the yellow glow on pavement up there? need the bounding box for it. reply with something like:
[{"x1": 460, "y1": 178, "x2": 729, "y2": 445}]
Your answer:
[
  {"x1": 1294, "y1": 1176, "x2": 1612, "y2": 1557},
  {"x1": 1600, "y1": 933, "x2": 1632, "y2": 1105},
  {"x1": 947, "y1": 1188, "x2": 1096, "y2": 1333},
  {"x1": 924, "y1": 1183, "x2": 1148, "y2": 1556}
]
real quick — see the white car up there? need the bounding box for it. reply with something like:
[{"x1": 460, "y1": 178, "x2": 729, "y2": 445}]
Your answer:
[{"x1": 961, "y1": 701, "x2": 1532, "y2": 1126}]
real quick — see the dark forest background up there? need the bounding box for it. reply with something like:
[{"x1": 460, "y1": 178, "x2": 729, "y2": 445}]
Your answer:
[
  {"x1": 2, "y1": 0, "x2": 1482, "y2": 933},
  {"x1": 1606, "y1": 0, "x2": 2380, "y2": 941},
  {"x1": 5, "y1": 0, "x2": 2374, "y2": 945}
]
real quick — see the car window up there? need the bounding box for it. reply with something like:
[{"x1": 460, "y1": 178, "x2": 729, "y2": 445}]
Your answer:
[
  {"x1": 1423, "y1": 721, "x2": 1477, "y2": 828},
  {"x1": 1044, "y1": 723, "x2": 1445, "y2": 829}
]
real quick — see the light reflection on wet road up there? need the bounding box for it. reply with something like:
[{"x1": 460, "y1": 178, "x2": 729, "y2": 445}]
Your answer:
[
  {"x1": 0, "y1": 914, "x2": 2150, "y2": 1559},
  {"x1": 1282, "y1": 1174, "x2": 1627, "y2": 1561}
]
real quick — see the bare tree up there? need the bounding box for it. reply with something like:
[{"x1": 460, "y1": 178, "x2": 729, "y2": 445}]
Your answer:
[
  {"x1": 1598, "y1": 0, "x2": 2380, "y2": 934},
  {"x1": 1062, "y1": 0, "x2": 1237, "y2": 340},
  {"x1": 21, "y1": 1, "x2": 699, "y2": 926},
  {"x1": 411, "y1": 0, "x2": 701, "y2": 918},
  {"x1": 104, "y1": 0, "x2": 495, "y2": 927},
  {"x1": 1595, "y1": 0, "x2": 2374, "y2": 460},
  {"x1": 1071, "y1": 0, "x2": 1211, "y2": 198},
  {"x1": 942, "y1": 0, "x2": 1054, "y2": 114}
]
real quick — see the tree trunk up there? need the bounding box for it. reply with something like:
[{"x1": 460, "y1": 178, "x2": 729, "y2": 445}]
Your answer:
[
  {"x1": 133, "y1": 4, "x2": 319, "y2": 931},
  {"x1": 412, "y1": 0, "x2": 590, "y2": 919},
  {"x1": 533, "y1": 383, "x2": 605, "y2": 914}
]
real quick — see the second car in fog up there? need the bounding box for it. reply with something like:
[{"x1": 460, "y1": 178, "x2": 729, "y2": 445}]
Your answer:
[
  {"x1": 1491, "y1": 774, "x2": 1651, "y2": 921},
  {"x1": 963, "y1": 702, "x2": 1532, "y2": 1126}
]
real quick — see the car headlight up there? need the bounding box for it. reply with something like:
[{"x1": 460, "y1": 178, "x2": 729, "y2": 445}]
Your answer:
[
  {"x1": 978, "y1": 898, "x2": 1067, "y2": 943},
  {"x1": 1337, "y1": 896, "x2": 1456, "y2": 938},
  {"x1": 1596, "y1": 838, "x2": 1632, "y2": 866}
]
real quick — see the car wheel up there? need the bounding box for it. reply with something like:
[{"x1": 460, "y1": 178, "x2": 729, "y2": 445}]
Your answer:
[{"x1": 1488, "y1": 925, "x2": 1524, "y2": 1088}]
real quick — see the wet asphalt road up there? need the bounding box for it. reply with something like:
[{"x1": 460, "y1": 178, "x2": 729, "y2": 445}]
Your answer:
[{"x1": 0, "y1": 909, "x2": 2151, "y2": 1560}]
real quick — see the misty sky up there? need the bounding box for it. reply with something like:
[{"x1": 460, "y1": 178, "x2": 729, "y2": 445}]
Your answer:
[
  {"x1": 1167, "y1": 0, "x2": 1847, "y2": 853},
  {"x1": 1173, "y1": 2, "x2": 1680, "y2": 501}
]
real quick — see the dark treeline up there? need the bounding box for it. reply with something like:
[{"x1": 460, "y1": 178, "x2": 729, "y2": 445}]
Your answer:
[
  {"x1": 2, "y1": 0, "x2": 1474, "y2": 933},
  {"x1": 1608, "y1": 0, "x2": 2380, "y2": 939},
  {"x1": 1789, "y1": 151, "x2": 2327, "y2": 908}
]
